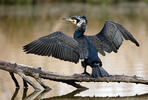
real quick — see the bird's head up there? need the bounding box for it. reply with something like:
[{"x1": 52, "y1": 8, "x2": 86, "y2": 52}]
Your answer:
[{"x1": 63, "y1": 16, "x2": 88, "y2": 28}]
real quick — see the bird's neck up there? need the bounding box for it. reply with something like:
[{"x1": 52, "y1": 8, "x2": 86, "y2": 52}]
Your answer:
[{"x1": 74, "y1": 25, "x2": 86, "y2": 39}]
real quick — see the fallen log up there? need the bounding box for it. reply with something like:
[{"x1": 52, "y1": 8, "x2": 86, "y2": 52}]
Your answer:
[{"x1": 0, "y1": 59, "x2": 147, "y2": 91}]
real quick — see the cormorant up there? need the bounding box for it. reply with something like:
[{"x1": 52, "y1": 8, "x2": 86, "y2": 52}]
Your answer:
[{"x1": 23, "y1": 16, "x2": 139, "y2": 78}]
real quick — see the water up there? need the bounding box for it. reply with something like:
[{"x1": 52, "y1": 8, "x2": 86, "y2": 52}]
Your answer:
[{"x1": 0, "y1": 2, "x2": 148, "y2": 100}]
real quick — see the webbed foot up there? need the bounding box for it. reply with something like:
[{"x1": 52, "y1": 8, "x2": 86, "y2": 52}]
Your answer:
[{"x1": 81, "y1": 72, "x2": 90, "y2": 76}]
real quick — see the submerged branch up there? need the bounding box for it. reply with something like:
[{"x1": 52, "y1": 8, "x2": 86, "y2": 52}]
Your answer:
[{"x1": 0, "y1": 59, "x2": 147, "y2": 91}]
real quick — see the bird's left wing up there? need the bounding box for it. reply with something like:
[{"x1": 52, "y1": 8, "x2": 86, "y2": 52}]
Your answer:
[
  {"x1": 87, "y1": 21, "x2": 139, "y2": 56},
  {"x1": 23, "y1": 31, "x2": 80, "y2": 63}
]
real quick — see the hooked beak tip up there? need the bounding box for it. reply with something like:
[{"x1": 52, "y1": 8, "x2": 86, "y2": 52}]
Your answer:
[
  {"x1": 63, "y1": 17, "x2": 71, "y2": 21},
  {"x1": 62, "y1": 18, "x2": 67, "y2": 20}
]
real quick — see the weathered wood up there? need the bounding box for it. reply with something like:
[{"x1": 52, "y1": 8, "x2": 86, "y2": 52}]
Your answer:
[
  {"x1": 17, "y1": 71, "x2": 41, "y2": 91},
  {"x1": 33, "y1": 73, "x2": 51, "y2": 90},
  {"x1": 0, "y1": 59, "x2": 148, "y2": 91}
]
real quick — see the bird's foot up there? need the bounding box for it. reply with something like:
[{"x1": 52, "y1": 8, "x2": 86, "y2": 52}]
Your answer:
[{"x1": 81, "y1": 72, "x2": 90, "y2": 77}]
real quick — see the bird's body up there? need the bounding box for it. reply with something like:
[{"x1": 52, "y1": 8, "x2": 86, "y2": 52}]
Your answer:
[
  {"x1": 23, "y1": 16, "x2": 139, "y2": 78},
  {"x1": 74, "y1": 27, "x2": 101, "y2": 65}
]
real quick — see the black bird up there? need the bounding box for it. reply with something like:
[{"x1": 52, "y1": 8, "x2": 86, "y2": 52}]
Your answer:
[{"x1": 23, "y1": 16, "x2": 139, "y2": 78}]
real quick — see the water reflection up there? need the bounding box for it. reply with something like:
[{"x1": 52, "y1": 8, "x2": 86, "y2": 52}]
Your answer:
[
  {"x1": 11, "y1": 88, "x2": 148, "y2": 100},
  {"x1": 11, "y1": 88, "x2": 19, "y2": 100},
  {"x1": 0, "y1": 2, "x2": 148, "y2": 100}
]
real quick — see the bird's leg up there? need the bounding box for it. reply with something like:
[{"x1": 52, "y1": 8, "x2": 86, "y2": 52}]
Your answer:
[
  {"x1": 81, "y1": 60, "x2": 90, "y2": 76},
  {"x1": 83, "y1": 66, "x2": 87, "y2": 73}
]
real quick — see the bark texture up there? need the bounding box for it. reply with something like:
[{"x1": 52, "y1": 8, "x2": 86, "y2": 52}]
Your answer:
[{"x1": 0, "y1": 59, "x2": 147, "y2": 91}]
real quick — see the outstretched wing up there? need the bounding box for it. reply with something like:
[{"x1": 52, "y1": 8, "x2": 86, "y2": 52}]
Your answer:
[
  {"x1": 87, "y1": 21, "x2": 139, "y2": 56},
  {"x1": 23, "y1": 31, "x2": 80, "y2": 63}
]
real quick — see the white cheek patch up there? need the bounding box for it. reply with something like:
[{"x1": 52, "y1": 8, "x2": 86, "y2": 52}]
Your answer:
[
  {"x1": 77, "y1": 22, "x2": 82, "y2": 27},
  {"x1": 77, "y1": 19, "x2": 86, "y2": 27}
]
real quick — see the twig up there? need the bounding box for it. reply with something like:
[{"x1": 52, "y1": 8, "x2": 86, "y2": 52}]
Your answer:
[
  {"x1": 17, "y1": 71, "x2": 41, "y2": 91},
  {"x1": 32, "y1": 73, "x2": 51, "y2": 90}
]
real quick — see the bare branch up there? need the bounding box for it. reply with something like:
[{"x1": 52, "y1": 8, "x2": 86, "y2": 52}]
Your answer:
[
  {"x1": 17, "y1": 71, "x2": 41, "y2": 91},
  {"x1": 0, "y1": 59, "x2": 148, "y2": 91},
  {"x1": 32, "y1": 73, "x2": 51, "y2": 90}
]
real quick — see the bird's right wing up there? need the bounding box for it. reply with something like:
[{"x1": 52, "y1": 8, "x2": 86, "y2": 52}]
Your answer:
[{"x1": 23, "y1": 31, "x2": 80, "y2": 63}]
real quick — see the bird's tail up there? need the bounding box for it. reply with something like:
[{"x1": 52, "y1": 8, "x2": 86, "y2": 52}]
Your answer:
[{"x1": 91, "y1": 64, "x2": 109, "y2": 78}]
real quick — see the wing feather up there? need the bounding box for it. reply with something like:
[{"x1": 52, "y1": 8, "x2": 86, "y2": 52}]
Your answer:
[
  {"x1": 87, "y1": 21, "x2": 139, "y2": 56},
  {"x1": 23, "y1": 31, "x2": 80, "y2": 63}
]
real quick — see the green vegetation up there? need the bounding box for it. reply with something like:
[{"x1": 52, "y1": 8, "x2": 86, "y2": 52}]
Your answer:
[{"x1": 0, "y1": 0, "x2": 148, "y2": 5}]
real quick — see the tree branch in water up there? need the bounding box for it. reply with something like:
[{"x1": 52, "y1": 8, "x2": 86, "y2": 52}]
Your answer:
[{"x1": 0, "y1": 59, "x2": 147, "y2": 91}]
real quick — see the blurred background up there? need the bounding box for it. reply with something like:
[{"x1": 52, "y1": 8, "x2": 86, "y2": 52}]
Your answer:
[{"x1": 0, "y1": 0, "x2": 148, "y2": 100}]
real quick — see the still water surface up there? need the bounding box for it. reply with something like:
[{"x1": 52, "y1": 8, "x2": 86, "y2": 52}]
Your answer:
[{"x1": 0, "y1": 2, "x2": 148, "y2": 100}]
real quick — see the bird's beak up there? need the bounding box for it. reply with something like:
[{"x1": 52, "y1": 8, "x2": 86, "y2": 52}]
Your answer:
[{"x1": 63, "y1": 17, "x2": 73, "y2": 22}]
